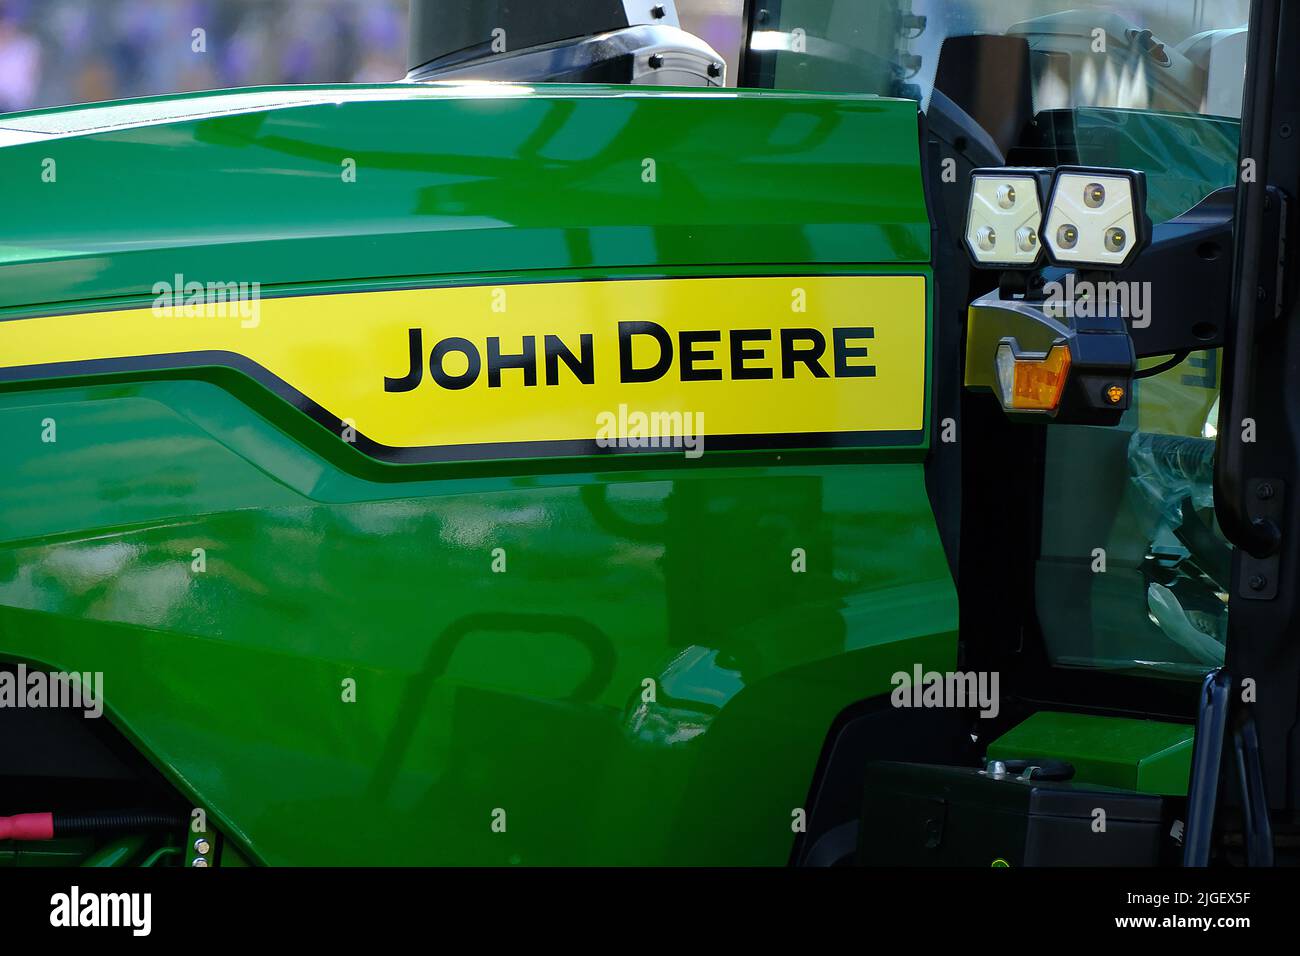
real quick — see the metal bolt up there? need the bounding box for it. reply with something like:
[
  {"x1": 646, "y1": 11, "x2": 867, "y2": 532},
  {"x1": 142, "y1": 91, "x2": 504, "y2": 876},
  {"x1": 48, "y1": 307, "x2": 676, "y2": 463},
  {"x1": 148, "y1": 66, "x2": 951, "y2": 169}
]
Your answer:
[
  {"x1": 707, "y1": 61, "x2": 722, "y2": 78},
  {"x1": 1281, "y1": 123, "x2": 1293, "y2": 139},
  {"x1": 1257, "y1": 482, "x2": 1275, "y2": 500},
  {"x1": 192, "y1": 857, "x2": 209, "y2": 867},
  {"x1": 194, "y1": 837, "x2": 211, "y2": 855},
  {"x1": 650, "y1": 4, "x2": 667, "y2": 18},
  {"x1": 1249, "y1": 574, "x2": 1268, "y2": 591},
  {"x1": 648, "y1": 53, "x2": 664, "y2": 69}
]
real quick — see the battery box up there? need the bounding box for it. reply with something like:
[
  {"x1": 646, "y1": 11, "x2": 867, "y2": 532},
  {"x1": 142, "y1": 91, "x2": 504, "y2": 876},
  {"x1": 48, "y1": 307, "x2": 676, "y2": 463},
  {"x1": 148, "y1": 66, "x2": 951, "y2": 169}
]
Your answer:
[{"x1": 858, "y1": 761, "x2": 1169, "y2": 866}]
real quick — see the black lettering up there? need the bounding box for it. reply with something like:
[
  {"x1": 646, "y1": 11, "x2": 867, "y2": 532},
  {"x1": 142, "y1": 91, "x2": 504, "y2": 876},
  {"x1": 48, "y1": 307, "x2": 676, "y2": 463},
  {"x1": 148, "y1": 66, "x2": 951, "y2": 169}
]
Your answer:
[
  {"x1": 679, "y1": 330, "x2": 723, "y2": 381},
  {"x1": 487, "y1": 336, "x2": 537, "y2": 388},
  {"x1": 384, "y1": 328, "x2": 424, "y2": 392},
  {"x1": 780, "y1": 328, "x2": 829, "y2": 379},
  {"x1": 544, "y1": 334, "x2": 594, "y2": 385},
  {"x1": 619, "y1": 321, "x2": 673, "y2": 383},
  {"x1": 729, "y1": 329, "x2": 773, "y2": 380},
  {"x1": 833, "y1": 327, "x2": 875, "y2": 378},
  {"x1": 429, "y1": 337, "x2": 481, "y2": 390}
]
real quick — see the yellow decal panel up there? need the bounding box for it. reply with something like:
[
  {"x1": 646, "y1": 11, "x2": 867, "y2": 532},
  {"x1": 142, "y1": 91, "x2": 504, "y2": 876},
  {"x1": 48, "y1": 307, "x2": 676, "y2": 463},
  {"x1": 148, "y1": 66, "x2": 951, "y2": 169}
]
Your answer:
[{"x1": 0, "y1": 275, "x2": 926, "y2": 461}]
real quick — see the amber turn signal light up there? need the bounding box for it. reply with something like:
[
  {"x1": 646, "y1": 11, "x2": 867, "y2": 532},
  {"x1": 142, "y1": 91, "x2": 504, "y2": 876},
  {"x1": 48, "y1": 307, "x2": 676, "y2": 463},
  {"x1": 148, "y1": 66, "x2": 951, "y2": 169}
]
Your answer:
[{"x1": 995, "y1": 339, "x2": 1071, "y2": 412}]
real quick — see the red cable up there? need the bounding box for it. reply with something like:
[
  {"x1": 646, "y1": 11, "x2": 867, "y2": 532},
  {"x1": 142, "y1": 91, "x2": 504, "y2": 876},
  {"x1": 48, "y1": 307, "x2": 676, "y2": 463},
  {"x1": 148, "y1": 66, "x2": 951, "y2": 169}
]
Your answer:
[{"x1": 0, "y1": 812, "x2": 54, "y2": 841}]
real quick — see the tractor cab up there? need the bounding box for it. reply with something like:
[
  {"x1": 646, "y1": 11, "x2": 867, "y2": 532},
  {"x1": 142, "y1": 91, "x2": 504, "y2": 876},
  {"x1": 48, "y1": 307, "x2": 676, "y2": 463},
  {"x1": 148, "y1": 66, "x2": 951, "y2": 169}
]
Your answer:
[{"x1": 747, "y1": 0, "x2": 1293, "y2": 867}]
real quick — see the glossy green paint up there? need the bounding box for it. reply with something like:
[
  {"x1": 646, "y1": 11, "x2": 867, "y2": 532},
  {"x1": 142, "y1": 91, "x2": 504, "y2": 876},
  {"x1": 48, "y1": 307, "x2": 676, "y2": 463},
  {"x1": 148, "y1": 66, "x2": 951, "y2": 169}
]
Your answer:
[
  {"x1": 81, "y1": 834, "x2": 148, "y2": 867},
  {"x1": 0, "y1": 84, "x2": 954, "y2": 865},
  {"x1": 0, "y1": 838, "x2": 94, "y2": 867},
  {"x1": 987, "y1": 711, "x2": 1193, "y2": 796},
  {"x1": 0, "y1": 83, "x2": 929, "y2": 313},
  {"x1": 0, "y1": 382, "x2": 956, "y2": 864}
]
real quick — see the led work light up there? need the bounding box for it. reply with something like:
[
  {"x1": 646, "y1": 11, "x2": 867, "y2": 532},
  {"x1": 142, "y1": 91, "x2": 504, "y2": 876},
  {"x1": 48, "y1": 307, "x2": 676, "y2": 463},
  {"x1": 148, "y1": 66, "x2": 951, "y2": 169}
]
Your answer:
[
  {"x1": 1042, "y1": 167, "x2": 1151, "y2": 269},
  {"x1": 964, "y1": 166, "x2": 1151, "y2": 272},
  {"x1": 963, "y1": 168, "x2": 1052, "y2": 268}
]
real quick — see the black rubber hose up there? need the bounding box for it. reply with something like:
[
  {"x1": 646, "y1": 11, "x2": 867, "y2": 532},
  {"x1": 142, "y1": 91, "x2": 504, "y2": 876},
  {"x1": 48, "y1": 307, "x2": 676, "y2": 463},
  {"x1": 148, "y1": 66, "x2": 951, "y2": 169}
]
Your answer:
[
  {"x1": 1133, "y1": 350, "x2": 1190, "y2": 379},
  {"x1": 52, "y1": 810, "x2": 187, "y2": 837}
]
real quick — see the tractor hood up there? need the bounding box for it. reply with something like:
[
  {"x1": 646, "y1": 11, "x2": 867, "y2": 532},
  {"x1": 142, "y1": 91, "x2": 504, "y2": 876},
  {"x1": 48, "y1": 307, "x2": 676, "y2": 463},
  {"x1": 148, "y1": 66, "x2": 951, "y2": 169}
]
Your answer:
[{"x1": 0, "y1": 82, "x2": 929, "y2": 315}]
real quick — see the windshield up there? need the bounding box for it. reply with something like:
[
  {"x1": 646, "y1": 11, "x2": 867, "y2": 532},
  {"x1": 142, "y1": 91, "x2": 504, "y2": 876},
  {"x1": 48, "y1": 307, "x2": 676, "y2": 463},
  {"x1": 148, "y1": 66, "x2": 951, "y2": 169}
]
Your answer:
[
  {"x1": 740, "y1": 1, "x2": 1249, "y2": 223},
  {"x1": 922, "y1": 1, "x2": 1248, "y2": 116},
  {"x1": 743, "y1": 1, "x2": 1250, "y2": 117}
]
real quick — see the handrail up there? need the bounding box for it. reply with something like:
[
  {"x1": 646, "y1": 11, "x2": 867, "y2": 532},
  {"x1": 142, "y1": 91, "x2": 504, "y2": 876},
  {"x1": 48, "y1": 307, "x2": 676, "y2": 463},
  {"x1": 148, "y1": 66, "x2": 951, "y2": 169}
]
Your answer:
[{"x1": 1213, "y1": 0, "x2": 1283, "y2": 559}]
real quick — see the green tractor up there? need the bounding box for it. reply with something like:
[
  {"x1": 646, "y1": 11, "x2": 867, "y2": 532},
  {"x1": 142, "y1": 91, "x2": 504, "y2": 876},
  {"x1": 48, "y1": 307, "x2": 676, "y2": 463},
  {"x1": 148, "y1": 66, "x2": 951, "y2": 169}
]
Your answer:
[{"x1": 0, "y1": 0, "x2": 1296, "y2": 870}]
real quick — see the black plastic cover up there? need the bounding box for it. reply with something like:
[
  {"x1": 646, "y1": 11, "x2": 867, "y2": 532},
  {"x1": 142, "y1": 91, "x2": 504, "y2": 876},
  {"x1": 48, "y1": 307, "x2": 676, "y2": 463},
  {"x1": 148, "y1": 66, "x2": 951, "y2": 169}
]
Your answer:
[{"x1": 859, "y1": 761, "x2": 1167, "y2": 866}]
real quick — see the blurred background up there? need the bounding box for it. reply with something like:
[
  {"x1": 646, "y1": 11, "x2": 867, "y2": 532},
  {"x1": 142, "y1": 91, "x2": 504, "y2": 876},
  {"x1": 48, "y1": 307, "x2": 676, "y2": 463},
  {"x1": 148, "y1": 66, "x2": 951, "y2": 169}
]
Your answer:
[
  {"x1": 0, "y1": 0, "x2": 1251, "y2": 116},
  {"x1": 0, "y1": 0, "x2": 409, "y2": 114},
  {"x1": 0, "y1": 0, "x2": 753, "y2": 114}
]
